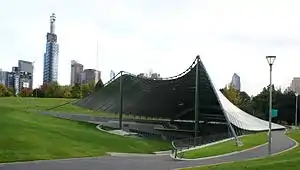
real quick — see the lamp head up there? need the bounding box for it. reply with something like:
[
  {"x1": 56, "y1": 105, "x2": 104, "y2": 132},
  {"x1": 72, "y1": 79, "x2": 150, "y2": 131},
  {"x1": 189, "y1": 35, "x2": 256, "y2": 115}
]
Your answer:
[
  {"x1": 266, "y1": 56, "x2": 276, "y2": 65},
  {"x1": 296, "y1": 93, "x2": 299, "y2": 97}
]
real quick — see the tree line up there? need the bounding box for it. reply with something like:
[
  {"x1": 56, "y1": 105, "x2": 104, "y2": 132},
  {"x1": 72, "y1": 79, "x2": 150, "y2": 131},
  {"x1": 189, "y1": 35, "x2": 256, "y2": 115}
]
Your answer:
[
  {"x1": 0, "y1": 79, "x2": 104, "y2": 98},
  {"x1": 221, "y1": 84, "x2": 298, "y2": 126},
  {"x1": 1, "y1": 80, "x2": 298, "y2": 125}
]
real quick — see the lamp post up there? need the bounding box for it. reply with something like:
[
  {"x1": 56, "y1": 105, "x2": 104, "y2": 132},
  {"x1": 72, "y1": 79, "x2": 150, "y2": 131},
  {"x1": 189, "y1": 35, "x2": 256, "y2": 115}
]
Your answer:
[
  {"x1": 295, "y1": 93, "x2": 298, "y2": 127},
  {"x1": 266, "y1": 55, "x2": 276, "y2": 155},
  {"x1": 32, "y1": 61, "x2": 37, "y2": 98}
]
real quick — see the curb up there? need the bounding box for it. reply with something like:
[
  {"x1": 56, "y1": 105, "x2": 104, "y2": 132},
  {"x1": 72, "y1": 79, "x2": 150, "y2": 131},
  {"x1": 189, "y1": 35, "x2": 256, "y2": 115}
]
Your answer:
[
  {"x1": 106, "y1": 152, "x2": 157, "y2": 157},
  {"x1": 96, "y1": 125, "x2": 172, "y2": 155},
  {"x1": 171, "y1": 142, "x2": 267, "y2": 161},
  {"x1": 174, "y1": 130, "x2": 299, "y2": 170}
]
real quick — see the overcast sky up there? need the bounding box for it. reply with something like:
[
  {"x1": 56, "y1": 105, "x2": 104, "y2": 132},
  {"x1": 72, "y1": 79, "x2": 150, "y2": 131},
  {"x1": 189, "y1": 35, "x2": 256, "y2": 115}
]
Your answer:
[{"x1": 1, "y1": 0, "x2": 300, "y2": 95}]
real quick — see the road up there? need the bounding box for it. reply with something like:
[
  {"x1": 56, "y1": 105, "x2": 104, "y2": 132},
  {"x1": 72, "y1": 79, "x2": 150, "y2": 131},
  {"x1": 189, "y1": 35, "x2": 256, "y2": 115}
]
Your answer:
[{"x1": 0, "y1": 130, "x2": 296, "y2": 170}]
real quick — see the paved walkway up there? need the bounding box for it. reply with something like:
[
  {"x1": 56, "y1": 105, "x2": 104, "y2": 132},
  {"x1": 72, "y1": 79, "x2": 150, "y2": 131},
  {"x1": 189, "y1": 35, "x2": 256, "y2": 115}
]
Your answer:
[{"x1": 0, "y1": 131, "x2": 296, "y2": 170}]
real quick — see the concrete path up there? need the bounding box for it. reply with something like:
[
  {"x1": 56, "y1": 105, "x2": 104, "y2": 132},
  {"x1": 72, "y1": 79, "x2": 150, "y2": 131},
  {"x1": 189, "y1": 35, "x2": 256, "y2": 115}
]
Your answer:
[{"x1": 0, "y1": 131, "x2": 296, "y2": 170}]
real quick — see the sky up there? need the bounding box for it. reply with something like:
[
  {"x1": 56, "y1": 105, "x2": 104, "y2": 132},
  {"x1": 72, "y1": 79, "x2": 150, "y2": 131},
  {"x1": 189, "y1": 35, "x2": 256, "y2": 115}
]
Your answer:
[{"x1": 1, "y1": 0, "x2": 300, "y2": 96}]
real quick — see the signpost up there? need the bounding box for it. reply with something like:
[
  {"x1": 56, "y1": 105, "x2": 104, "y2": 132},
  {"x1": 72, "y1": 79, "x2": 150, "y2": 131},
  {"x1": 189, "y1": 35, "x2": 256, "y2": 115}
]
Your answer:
[{"x1": 272, "y1": 109, "x2": 278, "y2": 118}]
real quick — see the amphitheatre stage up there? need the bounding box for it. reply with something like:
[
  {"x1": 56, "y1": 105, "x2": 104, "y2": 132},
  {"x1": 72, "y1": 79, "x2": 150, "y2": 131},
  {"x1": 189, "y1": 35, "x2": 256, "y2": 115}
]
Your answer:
[{"x1": 72, "y1": 56, "x2": 284, "y2": 141}]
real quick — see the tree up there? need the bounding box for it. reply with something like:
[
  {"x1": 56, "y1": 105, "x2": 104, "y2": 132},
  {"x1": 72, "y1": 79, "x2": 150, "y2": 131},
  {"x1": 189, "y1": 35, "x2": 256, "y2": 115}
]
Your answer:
[
  {"x1": 32, "y1": 88, "x2": 43, "y2": 97},
  {"x1": 0, "y1": 84, "x2": 8, "y2": 97},
  {"x1": 42, "y1": 82, "x2": 64, "y2": 98},
  {"x1": 220, "y1": 84, "x2": 241, "y2": 106},
  {"x1": 19, "y1": 88, "x2": 33, "y2": 97},
  {"x1": 60, "y1": 85, "x2": 72, "y2": 98},
  {"x1": 71, "y1": 83, "x2": 81, "y2": 98},
  {"x1": 95, "y1": 79, "x2": 104, "y2": 90}
]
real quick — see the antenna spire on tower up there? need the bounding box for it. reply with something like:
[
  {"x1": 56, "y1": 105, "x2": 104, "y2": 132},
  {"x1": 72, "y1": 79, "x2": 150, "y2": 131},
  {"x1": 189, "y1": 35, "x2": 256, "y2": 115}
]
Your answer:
[{"x1": 50, "y1": 13, "x2": 56, "y2": 34}]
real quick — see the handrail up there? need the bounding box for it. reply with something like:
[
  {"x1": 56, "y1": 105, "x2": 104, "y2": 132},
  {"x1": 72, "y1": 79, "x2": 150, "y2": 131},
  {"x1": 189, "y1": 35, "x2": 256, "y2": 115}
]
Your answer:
[{"x1": 171, "y1": 132, "x2": 231, "y2": 159}]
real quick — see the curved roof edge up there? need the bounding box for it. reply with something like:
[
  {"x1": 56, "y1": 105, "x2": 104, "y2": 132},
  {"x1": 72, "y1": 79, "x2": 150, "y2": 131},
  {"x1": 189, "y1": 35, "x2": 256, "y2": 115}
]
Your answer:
[
  {"x1": 103, "y1": 57, "x2": 199, "y2": 88},
  {"x1": 216, "y1": 90, "x2": 285, "y2": 131},
  {"x1": 198, "y1": 57, "x2": 285, "y2": 131}
]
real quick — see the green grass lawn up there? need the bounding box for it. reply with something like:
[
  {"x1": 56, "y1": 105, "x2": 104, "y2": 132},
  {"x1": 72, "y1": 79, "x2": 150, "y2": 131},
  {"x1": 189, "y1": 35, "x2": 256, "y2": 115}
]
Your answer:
[
  {"x1": 181, "y1": 132, "x2": 267, "y2": 159},
  {"x1": 182, "y1": 130, "x2": 300, "y2": 170},
  {"x1": 0, "y1": 97, "x2": 171, "y2": 163},
  {"x1": 0, "y1": 96, "x2": 166, "y2": 120}
]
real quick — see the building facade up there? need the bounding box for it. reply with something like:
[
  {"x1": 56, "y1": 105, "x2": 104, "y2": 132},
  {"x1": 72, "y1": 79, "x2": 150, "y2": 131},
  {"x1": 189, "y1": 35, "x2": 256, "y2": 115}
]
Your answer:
[
  {"x1": 18, "y1": 60, "x2": 33, "y2": 89},
  {"x1": 70, "y1": 60, "x2": 84, "y2": 86},
  {"x1": 81, "y1": 69, "x2": 101, "y2": 84},
  {"x1": 230, "y1": 73, "x2": 241, "y2": 91},
  {"x1": 150, "y1": 73, "x2": 161, "y2": 79},
  {"x1": 43, "y1": 13, "x2": 59, "y2": 83},
  {"x1": 0, "y1": 69, "x2": 8, "y2": 86},
  {"x1": 6, "y1": 67, "x2": 20, "y2": 95},
  {"x1": 290, "y1": 77, "x2": 300, "y2": 94}
]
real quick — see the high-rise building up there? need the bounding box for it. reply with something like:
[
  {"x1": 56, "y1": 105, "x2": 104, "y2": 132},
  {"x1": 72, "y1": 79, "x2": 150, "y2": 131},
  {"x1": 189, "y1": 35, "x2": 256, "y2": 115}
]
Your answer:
[
  {"x1": 43, "y1": 13, "x2": 59, "y2": 83},
  {"x1": 7, "y1": 67, "x2": 19, "y2": 95},
  {"x1": 19, "y1": 71, "x2": 32, "y2": 90},
  {"x1": 81, "y1": 69, "x2": 101, "y2": 84},
  {"x1": 70, "y1": 60, "x2": 84, "y2": 86},
  {"x1": 230, "y1": 73, "x2": 241, "y2": 91},
  {"x1": 0, "y1": 69, "x2": 8, "y2": 86},
  {"x1": 290, "y1": 77, "x2": 300, "y2": 94},
  {"x1": 18, "y1": 60, "x2": 33, "y2": 89}
]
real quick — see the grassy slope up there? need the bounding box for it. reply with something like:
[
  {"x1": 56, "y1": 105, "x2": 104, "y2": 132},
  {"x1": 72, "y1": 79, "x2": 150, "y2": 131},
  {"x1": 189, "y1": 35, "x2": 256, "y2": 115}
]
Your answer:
[
  {"x1": 183, "y1": 130, "x2": 300, "y2": 170},
  {"x1": 0, "y1": 97, "x2": 170, "y2": 163},
  {"x1": 182, "y1": 132, "x2": 267, "y2": 159}
]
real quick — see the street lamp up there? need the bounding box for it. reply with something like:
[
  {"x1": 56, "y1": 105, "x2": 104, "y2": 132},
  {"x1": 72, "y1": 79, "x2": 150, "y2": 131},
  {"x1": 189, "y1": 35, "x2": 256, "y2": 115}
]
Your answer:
[
  {"x1": 295, "y1": 93, "x2": 298, "y2": 127},
  {"x1": 266, "y1": 55, "x2": 276, "y2": 155}
]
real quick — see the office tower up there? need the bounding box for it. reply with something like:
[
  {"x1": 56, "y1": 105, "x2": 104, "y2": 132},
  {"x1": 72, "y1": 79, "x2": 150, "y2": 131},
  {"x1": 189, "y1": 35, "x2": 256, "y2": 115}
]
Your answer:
[
  {"x1": 43, "y1": 13, "x2": 59, "y2": 83},
  {"x1": 7, "y1": 67, "x2": 20, "y2": 95},
  {"x1": 18, "y1": 60, "x2": 33, "y2": 89},
  {"x1": 0, "y1": 69, "x2": 8, "y2": 86},
  {"x1": 70, "y1": 60, "x2": 84, "y2": 86},
  {"x1": 290, "y1": 77, "x2": 300, "y2": 93},
  {"x1": 19, "y1": 71, "x2": 32, "y2": 90},
  {"x1": 81, "y1": 69, "x2": 101, "y2": 84},
  {"x1": 230, "y1": 73, "x2": 241, "y2": 91}
]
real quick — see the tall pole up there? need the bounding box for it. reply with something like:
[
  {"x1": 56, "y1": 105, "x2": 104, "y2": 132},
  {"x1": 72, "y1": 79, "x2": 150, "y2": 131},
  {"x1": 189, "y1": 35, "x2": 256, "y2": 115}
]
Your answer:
[
  {"x1": 295, "y1": 94, "x2": 298, "y2": 127},
  {"x1": 268, "y1": 64, "x2": 273, "y2": 155},
  {"x1": 194, "y1": 56, "x2": 200, "y2": 139},
  {"x1": 80, "y1": 83, "x2": 83, "y2": 99},
  {"x1": 119, "y1": 71, "x2": 124, "y2": 130},
  {"x1": 32, "y1": 61, "x2": 37, "y2": 98}
]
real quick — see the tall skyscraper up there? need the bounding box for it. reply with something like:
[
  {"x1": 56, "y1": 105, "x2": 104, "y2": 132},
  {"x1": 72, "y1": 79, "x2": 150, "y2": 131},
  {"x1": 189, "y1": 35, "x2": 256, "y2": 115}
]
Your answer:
[
  {"x1": 70, "y1": 60, "x2": 84, "y2": 86},
  {"x1": 43, "y1": 13, "x2": 59, "y2": 83},
  {"x1": 230, "y1": 73, "x2": 241, "y2": 91}
]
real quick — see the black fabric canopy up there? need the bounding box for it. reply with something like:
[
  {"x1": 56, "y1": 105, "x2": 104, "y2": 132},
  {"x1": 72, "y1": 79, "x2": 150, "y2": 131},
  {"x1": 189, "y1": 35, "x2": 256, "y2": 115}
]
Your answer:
[{"x1": 76, "y1": 58, "x2": 226, "y2": 123}]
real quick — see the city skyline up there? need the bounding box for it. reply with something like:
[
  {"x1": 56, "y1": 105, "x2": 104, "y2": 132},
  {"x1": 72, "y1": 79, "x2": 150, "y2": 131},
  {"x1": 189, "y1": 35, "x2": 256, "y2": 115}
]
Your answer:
[
  {"x1": 2, "y1": 0, "x2": 300, "y2": 95},
  {"x1": 70, "y1": 60, "x2": 101, "y2": 85}
]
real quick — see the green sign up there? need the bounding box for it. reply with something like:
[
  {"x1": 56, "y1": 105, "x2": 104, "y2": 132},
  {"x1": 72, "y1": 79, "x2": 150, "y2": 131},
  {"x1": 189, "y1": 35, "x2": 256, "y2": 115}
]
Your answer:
[{"x1": 272, "y1": 109, "x2": 278, "y2": 117}]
